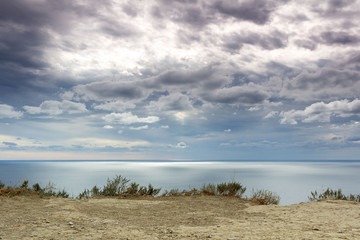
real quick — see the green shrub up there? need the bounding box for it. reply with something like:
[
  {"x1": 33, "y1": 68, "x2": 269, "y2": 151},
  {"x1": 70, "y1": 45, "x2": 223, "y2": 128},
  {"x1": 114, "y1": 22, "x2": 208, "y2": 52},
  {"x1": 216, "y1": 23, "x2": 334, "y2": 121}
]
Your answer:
[
  {"x1": 200, "y1": 183, "x2": 216, "y2": 195},
  {"x1": 0, "y1": 180, "x2": 5, "y2": 189},
  {"x1": 126, "y1": 182, "x2": 139, "y2": 195},
  {"x1": 32, "y1": 183, "x2": 42, "y2": 192},
  {"x1": 309, "y1": 188, "x2": 360, "y2": 202},
  {"x1": 250, "y1": 189, "x2": 280, "y2": 205},
  {"x1": 216, "y1": 181, "x2": 246, "y2": 197},
  {"x1": 21, "y1": 180, "x2": 29, "y2": 190},
  {"x1": 101, "y1": 175, "x2": 130, "y2": 196},
  {"x1": 78, "y1": 189, "x2": 92, "y2": 199},
  {"x1": 56, "y1": 189, "x2": 70, "y2": 198},
  {"x1": 91, "y1": 185, "x2": 100, "y2": 196},
  {"x1": 145, "y1": 184, "x2": 161, "y2": 196}
]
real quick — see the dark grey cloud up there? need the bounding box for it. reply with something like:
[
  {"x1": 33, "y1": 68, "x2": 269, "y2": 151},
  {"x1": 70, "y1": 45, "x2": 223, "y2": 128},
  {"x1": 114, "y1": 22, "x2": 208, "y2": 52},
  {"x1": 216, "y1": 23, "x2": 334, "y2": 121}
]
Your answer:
[
  {"x1": 145, "y1": 65, "x2": 231, "y2": 91},
  {"x1": 312, "y1": 0, "x2": 358, "y2": 17},
  {"x1": 100, "y1": 19, "x2": 141, "y2": 38},
  {"x1": 151, "y1": 0, "x2": 288, "y2": 29},
  {"x1": 122, "y1": 3, "x2": 139, "y2": 17},
  {"x1": 200, "y1": 85, "x2": 269, "y2": 104},
  {"x1": 282, "y1": 67, "x2": 360, "y2": 101},
  {"x1": 294, "y1": 39, "x2": 317, "y2": 50},
  {"x1": 72, "y1": 81, "x2": 147, "y2": 102},
  {"x1": 0, "y1": 26, "x2": 49, "y2": 69},
  {"x1": 317, "y1": 31, "x2": 360, "y2": 45},
  {"x1": 151, "y1": 1, "x2": 210, "y2": 29},
  {"x1": 222, "y1": 31, "x2": 288, "y2": 52},
  {"x1": 210, "y1": 0, "x2": 286, "y2": 25}
]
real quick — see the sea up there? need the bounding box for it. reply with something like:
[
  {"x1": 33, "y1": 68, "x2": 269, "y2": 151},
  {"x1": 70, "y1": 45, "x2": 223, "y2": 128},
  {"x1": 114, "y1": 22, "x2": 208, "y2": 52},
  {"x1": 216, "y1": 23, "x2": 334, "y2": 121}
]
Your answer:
[{"x1": 0, "y1": 160, "x2": 359, "y2": 205}]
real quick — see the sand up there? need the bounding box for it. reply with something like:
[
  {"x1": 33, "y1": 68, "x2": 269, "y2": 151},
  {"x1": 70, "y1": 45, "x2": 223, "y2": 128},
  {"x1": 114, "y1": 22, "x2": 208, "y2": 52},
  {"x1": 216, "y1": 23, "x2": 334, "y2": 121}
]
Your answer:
[{"x1": 0, "y1": 195, "x2": 359, "y2": 240}]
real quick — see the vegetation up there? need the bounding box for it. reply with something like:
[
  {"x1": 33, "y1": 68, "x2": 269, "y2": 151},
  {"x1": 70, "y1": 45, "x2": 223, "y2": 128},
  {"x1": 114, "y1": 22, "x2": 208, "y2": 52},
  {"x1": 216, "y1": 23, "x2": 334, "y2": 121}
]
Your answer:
[
  {"x1": 78, "y1": 175, "x2": 161, "y2": 199},
  {"x1": 249, "y1": 189, "x2": 280, "y2": 205},
  {"x1": 217, "y1": 181, "x2": 246, "y2": 197},
  {"x1": 309, "y1": 188, "x2": 360, "y2": 202},
  {"x1": 0, "y1": 176, "x2": 283, "y2": 206},
  {"x1": 0, "y1": 180, "x2": 70, "y2": 198}
]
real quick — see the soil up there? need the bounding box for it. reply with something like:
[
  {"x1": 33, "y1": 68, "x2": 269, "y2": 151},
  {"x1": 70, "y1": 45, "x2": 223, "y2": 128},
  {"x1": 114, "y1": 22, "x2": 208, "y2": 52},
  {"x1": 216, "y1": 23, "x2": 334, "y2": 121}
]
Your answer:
[{"x1": 1, "y1": 195, "x2": 360, "y2": 239}]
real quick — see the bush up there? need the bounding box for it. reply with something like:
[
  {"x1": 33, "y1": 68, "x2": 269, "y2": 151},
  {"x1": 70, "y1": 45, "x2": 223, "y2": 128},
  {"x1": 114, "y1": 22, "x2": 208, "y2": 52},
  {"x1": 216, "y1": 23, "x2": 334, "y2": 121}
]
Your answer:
[
  {"x1": 200, "y1": 183, "x2": 216, "y2": 195},
  {"x1": 0, "y1": 180, "x2": 5, "y2": 189},
  {"x1": 309, "y1": 188, "x2": 360, "y2": 202},
  {"x1": 56, "y1": 189, "x2": 70, "y2": 198},
  {"x1": 102, "y1": 175, "x2": 130, "y2": 196},
  {"x1": 250, "y1": 189, "x2": 280, "y2": 205},
  {"x1": 216, "y1": 181, "x2": 246, "y2": 197},
  {"x1": 162, "y1": 188, "x2": 182, "y2": 196},
  {"x1": 32, "y1": 183, "x2": 42, "y2": 192},
  {"x1": 21, "y1": 180, "x2": 29, "y2": 190}
]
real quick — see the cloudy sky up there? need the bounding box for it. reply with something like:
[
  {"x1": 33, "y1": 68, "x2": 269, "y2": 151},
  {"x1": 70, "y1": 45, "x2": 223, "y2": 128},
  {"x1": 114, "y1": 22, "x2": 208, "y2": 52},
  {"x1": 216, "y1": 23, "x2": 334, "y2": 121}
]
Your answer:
[{"x1": 1, "y1": 0, "x2": 360, "y2": 160}]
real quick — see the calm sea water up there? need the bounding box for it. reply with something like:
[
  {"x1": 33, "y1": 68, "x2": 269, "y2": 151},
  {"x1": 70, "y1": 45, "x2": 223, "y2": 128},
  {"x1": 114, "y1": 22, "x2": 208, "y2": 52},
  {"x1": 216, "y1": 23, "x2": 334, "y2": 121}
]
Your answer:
[{"x1": 0, "y1": 160, "x2": 359, "y2": 205}]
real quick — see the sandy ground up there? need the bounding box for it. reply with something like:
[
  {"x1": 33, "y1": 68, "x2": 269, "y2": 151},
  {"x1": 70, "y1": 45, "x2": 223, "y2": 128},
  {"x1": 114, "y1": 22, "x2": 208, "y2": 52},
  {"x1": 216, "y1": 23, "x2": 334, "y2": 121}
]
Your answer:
[{"x1": 0, "y1": 195, "x2": 360, "y2": 240}]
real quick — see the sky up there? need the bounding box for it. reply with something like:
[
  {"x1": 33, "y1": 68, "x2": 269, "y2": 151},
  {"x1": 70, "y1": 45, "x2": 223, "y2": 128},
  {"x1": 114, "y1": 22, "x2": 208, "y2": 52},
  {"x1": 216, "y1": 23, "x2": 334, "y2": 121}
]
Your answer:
[{"x1": 0, "y1": 0, "x2": 360, "y2": 160}]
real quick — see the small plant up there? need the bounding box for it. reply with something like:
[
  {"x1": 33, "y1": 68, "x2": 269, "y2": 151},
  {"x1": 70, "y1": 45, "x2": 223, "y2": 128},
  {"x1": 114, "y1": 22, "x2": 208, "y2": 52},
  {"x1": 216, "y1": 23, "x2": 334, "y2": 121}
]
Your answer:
[
  {"x1": 56, "y1": 189, "x2": 70, "y2": 198},
  {"x1": 20, "y1": 180, "x2": 29, "y2": 190},
  {"x1": 162, "y1": 188, "x2": 182, "y2": 196},
  {"x1": 0, "y1": 180, "x2": 5, "y2": 189},
  {"x1": 78, "y1": 189, "x2": 91, "y2": 199},
  {"x1": 146, "y1": 184, "x2": 161, "y2": 196},
  {"x1": 126, "y1": 182, "x2": 139, "y2": 195},
  {"x1": 309, "y1": 188, "x2": 360, "y2": 202},
  {"x1": 91, "y1": 185, "x2": 100, "y2": 196},
  {"x1": 32, "y1": 183, "x2": 42, "y2": 192},
  {"x1": 102, "y1": 175, "x2": 130, "y2": 196},
  {"x1": 216, "y1": 181, "x2": 246, "y2": 197},
  {"x1": 200, "y1": 183, "x2": 216, "y2": 195},
  {"x1": 250, "y1": 189, "x2": 280, "y2": 205}
]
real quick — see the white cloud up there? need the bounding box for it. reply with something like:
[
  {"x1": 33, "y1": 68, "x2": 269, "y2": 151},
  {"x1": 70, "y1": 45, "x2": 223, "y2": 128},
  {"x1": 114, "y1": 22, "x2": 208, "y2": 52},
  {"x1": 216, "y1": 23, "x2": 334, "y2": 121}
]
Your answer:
[
  {"x1": 160, "y1": 125, "x2": 169, "y2": 129},
  {"x1": 169, "y1": 142, "x2": 189, "y2": 149},
  {"x1": 93, "y1": 101, "x2": 136, "y2": 112},
  {"x1": 103, "y1": 125, "x2": 113, "y2": 129},
  {"x1": 0, "y1": 104, "x2": 23, "y2": 119},
  {"x1": 224, "y1": 129, "x2": 231, "y2": 132},
  {"x1": 129, "y1": 125, "x2": 148, "y2": 130},
  {"x1": 264, "y1": 111, "x2": 279, "y2": 119},
  {"x1": 24, "y1": 100, "x2": 88, "y2": 115},
  {"x1": 102, "y1": 112, "x2": 159, "y2": 125},
  {"x1": 279, "y1": 99, "x2": 360, "y2": 124},
  {"x1": 69, "y1": 137, "x2": 149, "y2": 149}
]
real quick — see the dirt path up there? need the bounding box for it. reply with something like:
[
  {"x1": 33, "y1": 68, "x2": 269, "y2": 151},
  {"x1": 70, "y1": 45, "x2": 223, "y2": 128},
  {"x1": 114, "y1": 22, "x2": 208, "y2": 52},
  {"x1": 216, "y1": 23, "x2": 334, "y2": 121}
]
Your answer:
[{"x1": 1, "y1": 196, "x2": 359, "y2": 239}]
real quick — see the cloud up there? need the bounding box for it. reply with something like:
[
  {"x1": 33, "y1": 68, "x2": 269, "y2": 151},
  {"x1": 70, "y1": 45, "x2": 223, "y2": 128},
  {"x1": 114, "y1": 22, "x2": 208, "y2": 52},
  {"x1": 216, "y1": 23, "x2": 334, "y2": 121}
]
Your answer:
[
  {"x1": 102, "y1": 112, "x2": 160, "y2": 125},
  {"x1": 210, "y1": 0, "x2": 287, "y2": 25},
  {"x1": 93, "y1": 101, "x2": 136, "y2": 112},
  {"x1": 69, "y1": 137, "x2": 149, "y2": 149},
  {"x1": 282, "y1": 67, "x2": 360, "y2": 101},
  {"x1": 222, "y1": 30, "x2": 288, "y2": 52},
  {"x1": 23, "y1": 100, "x2": 88, "y2": 115},
  {"x1": 148, "y1": 93, "x2": 194, "y2": 112},
  {"x1": 224, "y1": 129, "x2": 231, "y2": 132},
  {"x1": 200, "y1": 85, "x2": 269, "y2": 105},
  {"x1": 103, "y1": 125, "x2": 113, "y2": 129},
  {"x1": 264, "y1": 111, "x2": 279, "y2": 119},
  {"x1": 279, "y1": 99, "x2": 360, "y2": 124},
  {"x1": 317, "y1": 31, "x2": 360, "y2": 45},
  {"x1": 129, "y1": 125, "x2": 149, "y2": 130},
  {"x1": 72, "y1": 81, "x2": 147, "y2": 102},
  {"x1": 0, "y1": 104, "x2": 23, "y2": 119},
  {"x1": 169, "y1": 142, "x2": 189, "y2": 149}
]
